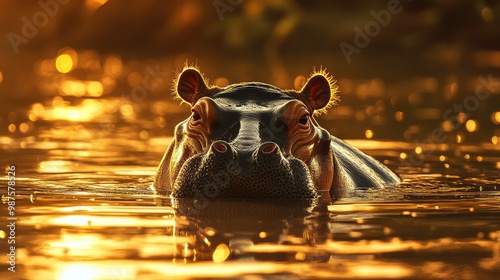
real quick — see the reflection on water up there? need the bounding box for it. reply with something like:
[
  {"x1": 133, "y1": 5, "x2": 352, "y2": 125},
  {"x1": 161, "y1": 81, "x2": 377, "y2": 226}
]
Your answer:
[{"x1": 1, "y1": 179, "x2": 499, "y2": 279}]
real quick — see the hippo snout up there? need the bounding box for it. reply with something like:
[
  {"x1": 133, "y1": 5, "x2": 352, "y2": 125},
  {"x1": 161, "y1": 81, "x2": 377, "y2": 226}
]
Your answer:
[
  {"x1": 172, "y1": 141, "x2": 317, "y2": 199},
  {"x1": 211, "y1": 141, "x2": 282, "y2": 175}
]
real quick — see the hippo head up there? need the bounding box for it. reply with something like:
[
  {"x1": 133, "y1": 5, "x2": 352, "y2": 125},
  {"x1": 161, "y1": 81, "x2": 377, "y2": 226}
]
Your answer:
[{"x1": 154, "y1": 67, "x2": 339, "y2": 199}]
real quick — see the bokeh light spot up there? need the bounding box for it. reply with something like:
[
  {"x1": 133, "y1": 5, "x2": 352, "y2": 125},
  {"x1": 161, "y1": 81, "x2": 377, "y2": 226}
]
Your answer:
[
  {"x1": 120, "y1": 104, "x2": 134, "y2": 117},
  {"x1": 294, "y1": 75, "x2": 306, "y2": 90},
  {"x1": 394, "y1": 111, "x2": 404, "y2": 122},
  {"x1": 212, "y1": 243, "x2": 230, "y2": 263},
  {"x1": 492, "y1": 112, "x2": 500, "y2": 124},
  {"x1": 60, "y1": 81, "x2": 87, "y2": 97},
  {"x1": 8, "y1": 124, "x2": 16, "y2": 133},
  {"x1": 450, "y1": 82, "x2": 458, "y2": 95},
  {"x1": 465, "y1": 119, "x2": 478, "y2": 132},
  {"x1": 8, "y1": 112, "x2": 17, "y2": 122},
  {"x1": 19, "y1": 123, "x2": 29, "y2": 134},
  {"x1": 481, "y1": 7, "x2": 494, "y2": 22},
  {"x1": 85, "y1": 0, "x2": 108, "y2": 11},
  {"x1": 457, "y1": 112, "x2": 467, "y2": 124},
  {"x1": 139, "y1": 130, "x2": 149, "y2": 140},
  {"x1": 56, "y1": 54, "x2": 74, "y2": 74},
  {"x1": 103, "y1": 55, "x2": 123, "y2": 77},
  {"x1": 87, "y1": 81, "x2": 103, "y2": 97},
  {"x1": 365, "y1": 129, "x2": 374, "y2": 139},
  {"x1": 214, "y1": 77, "x2": 229, "y2": 87},
  {"x1": 441, "y1": 120, "x2": 454, "y2": 132},
  {"x1": 295, "y1": 252, "x2": 306, "y2": 261}
]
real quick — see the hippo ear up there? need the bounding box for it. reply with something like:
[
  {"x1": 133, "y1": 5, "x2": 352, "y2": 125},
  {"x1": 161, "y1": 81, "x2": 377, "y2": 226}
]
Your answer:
[
  {"x1": 299, "y1": 74, "x2": 332, "y2": 111},
  {"x1": 176, "y1": 68, "x2": 210, "y2": 105}
]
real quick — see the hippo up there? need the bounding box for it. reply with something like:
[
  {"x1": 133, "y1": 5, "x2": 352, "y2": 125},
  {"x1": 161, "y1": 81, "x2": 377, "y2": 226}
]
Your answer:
[{"x1": 154, "y1": 67, "x2": 399, "y2": 199}]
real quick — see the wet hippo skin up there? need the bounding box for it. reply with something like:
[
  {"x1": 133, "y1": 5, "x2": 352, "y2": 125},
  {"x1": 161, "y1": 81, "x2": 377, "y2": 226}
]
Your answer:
[{"x1": 154, "y1": 67, "x2": 400, "y2": 199}]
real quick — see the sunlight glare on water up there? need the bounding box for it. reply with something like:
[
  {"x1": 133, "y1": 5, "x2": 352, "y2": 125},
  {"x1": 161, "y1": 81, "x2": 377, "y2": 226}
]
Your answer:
[
  {"x1": 1, "y1": 71, "x2": 499, "y2": 279},
  {"x1": 1, "y1": 30, "x2": 499, "y2": 279}
]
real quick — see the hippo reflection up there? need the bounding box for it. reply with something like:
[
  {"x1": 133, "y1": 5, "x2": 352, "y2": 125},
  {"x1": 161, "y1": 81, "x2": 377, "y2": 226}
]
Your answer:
[{"x1": 154, "y1": 67, "x2": 399, "y2": 199}]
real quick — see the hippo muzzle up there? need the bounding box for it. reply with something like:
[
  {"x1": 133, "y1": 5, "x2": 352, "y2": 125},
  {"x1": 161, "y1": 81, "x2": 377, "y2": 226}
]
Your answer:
[
  {"x1": 173, "y1": 140, "x2": 316, "y2": 198},
  {"x1": 153, "y1": 67, "x2": 400, "y2": 199}
]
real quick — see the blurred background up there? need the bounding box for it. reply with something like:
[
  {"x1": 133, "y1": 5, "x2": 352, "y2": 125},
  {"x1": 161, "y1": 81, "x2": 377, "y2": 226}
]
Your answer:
[{"x1": 1, "y1": 0, "x2": 499, "y2": 143}]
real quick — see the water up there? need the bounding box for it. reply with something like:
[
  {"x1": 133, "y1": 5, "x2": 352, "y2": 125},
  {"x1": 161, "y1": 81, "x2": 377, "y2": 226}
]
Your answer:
[
  {"x1": 0, "y1": 119, "x2": 498, "y2": 279},
  {"x1": 0, "y1": 49, "x2": 499, "y2": 279}
]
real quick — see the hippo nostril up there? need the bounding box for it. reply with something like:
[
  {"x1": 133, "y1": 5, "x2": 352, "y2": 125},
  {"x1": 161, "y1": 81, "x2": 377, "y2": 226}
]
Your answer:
[
  {"x1": 261, "y1": 142, "x2": 278, "y2": 154},
  {"x1": 212, "y1": 141, "x2": 228, "y2": 153}
]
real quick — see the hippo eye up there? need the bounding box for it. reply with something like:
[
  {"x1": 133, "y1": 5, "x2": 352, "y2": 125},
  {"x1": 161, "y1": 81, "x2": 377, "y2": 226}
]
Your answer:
[
  {"x1": 299, "y1": 114, "x2": 309, "y2": 125},
  {"x1": 191, "y1": 110, "x2": 201, "y2": 121}
]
